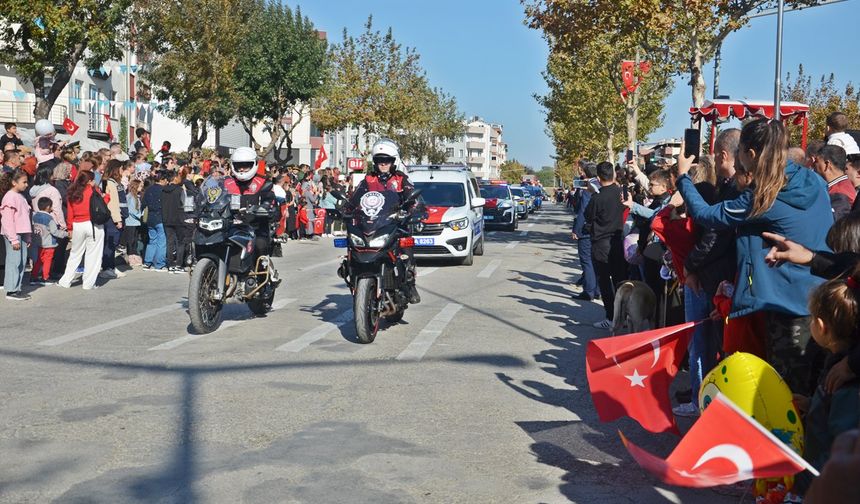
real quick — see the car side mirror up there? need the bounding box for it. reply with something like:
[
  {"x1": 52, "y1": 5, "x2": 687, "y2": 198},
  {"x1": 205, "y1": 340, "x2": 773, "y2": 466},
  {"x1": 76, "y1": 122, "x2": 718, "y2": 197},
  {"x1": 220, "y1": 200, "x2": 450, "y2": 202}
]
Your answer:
[{"x1": 471, "y1": 197, "x2": 486, "y2": 208}]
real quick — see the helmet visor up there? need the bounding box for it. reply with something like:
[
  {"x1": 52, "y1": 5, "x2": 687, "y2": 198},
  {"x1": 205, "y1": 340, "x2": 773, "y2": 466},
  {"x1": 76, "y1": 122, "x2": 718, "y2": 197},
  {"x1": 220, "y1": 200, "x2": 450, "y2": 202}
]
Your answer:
[
  {"x1": 233, "y1": 161, "x2": 255, "y2": 173},
  {"x1": 373, "y1": 155, "x2": 396, "y2": 165}
]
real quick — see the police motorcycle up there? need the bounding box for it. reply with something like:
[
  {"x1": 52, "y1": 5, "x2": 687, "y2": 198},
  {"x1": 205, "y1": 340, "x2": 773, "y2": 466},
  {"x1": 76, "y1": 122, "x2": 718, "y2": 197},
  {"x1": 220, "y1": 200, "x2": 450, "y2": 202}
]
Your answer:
[
  {"x1": 333, "y1": 188, "x2": 425, "y2": 343},
  {"x1": 187, "y1": 176, "x2": 281, "y2": 334}
]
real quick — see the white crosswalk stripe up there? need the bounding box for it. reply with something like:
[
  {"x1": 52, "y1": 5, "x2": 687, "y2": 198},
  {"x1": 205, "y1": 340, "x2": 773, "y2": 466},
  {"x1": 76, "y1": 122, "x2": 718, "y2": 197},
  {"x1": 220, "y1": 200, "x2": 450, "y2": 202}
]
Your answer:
[
  {"x1": 396, "y1": 303, "x2": 463, "y2": 361},
  {"x1": 477, "y1": 259, "x2": 502, "y2": 278},
  {"x1": 276, "y1": 308, "x2": 354, "y2": 352},
  {"x1": 505, "y1": 242, "x2": 518, "y2": 250},
  {"x1": 148, "y1": 298, "x2": 297, "y2": 351},
  {"x1": 39, "y1": 302, "x2": 185, "y2": 347}
]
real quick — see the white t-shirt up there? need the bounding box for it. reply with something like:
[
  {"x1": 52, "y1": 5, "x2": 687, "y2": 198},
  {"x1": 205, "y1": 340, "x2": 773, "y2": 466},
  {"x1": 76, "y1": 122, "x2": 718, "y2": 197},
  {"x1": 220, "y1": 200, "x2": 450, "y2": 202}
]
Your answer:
[{"x1": 827, "y1": 131, "x2": 860, "y2": 155}]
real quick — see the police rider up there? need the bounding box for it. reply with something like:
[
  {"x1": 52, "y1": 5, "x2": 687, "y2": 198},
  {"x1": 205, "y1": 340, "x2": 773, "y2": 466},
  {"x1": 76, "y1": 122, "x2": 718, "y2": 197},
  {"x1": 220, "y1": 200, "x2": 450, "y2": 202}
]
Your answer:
[
  {"x1": 224, "y1": 147, "x2": 278, "y2": 260},
  {"x1": 347, "y1": 138, "x2": 422, "y2": 304}
]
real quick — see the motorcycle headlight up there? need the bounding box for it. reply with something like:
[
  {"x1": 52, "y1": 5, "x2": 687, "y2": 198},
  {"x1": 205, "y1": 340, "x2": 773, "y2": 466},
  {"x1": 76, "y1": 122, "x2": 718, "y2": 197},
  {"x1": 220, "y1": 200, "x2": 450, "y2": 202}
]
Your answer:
[
  {"x1": 349, "y1": 234, "x2": 366, "y2": 247},
  {"x1": 199, "y1": 218, "x2": 223, "y2": 231},
  {"x1": 448, "y1": 217, "x2": 469, "y2": 231},
  {"x1": 367, "y1": 233, "x2": 390, "y2": 248}
]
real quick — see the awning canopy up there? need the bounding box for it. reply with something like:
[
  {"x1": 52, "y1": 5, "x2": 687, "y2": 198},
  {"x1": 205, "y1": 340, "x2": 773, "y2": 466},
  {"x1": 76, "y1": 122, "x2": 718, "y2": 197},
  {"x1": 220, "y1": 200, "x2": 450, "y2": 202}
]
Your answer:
[{"x1": 689, "y1": 99, "x2": 809, "y2": 126}]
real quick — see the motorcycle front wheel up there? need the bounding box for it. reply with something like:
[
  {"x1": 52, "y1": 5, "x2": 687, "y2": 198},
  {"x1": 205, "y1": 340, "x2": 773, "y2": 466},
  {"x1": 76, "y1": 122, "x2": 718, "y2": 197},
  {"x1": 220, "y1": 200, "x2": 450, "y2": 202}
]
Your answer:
[
  {"x1": 354, "y1": 277, "x2": 380, "y2": 344},
  {"x1": 188, "y1": 257, "x2": 223, "y2": 334}
]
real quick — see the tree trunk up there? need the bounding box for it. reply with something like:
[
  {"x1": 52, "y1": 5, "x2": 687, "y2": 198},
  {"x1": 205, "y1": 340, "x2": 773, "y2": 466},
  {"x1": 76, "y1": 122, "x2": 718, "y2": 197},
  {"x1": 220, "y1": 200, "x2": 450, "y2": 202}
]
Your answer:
[
  {"x1": 689, "y1": 30, "x2": 707, "y2": 109},
  {"x1": 626, "y1": 49, "x2": 641, "y2": 158},
  {"x1": 605, "y1": 130, "x2": 615, "y2": 163},
  {"x1": 189, "y1": 119, "x2": 208, "y2": 150}
]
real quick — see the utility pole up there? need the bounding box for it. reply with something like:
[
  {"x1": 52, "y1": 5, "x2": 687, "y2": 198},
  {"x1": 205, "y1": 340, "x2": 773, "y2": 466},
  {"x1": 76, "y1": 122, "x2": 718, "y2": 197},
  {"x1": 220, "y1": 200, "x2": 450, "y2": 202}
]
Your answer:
[
  {"x1": 713, "y1": 43, "x2": 721, "y2": 99},
  {"x1": 773, "y1": 0, "x2": 785, "y2": 120}
]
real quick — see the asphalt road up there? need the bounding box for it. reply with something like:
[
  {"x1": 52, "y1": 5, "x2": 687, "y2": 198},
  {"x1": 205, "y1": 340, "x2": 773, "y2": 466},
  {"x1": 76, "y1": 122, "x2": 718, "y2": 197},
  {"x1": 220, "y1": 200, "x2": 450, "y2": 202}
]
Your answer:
[{"x1": 0, "y1": 204, "x2": 737, "y2": 503}]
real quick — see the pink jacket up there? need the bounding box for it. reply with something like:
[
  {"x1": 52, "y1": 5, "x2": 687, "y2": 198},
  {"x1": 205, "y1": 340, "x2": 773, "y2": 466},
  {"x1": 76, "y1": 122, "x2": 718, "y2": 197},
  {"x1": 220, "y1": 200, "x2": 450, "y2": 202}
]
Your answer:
[{"x1": 1, "y1": 190, "x2": 33, "y2": 245}]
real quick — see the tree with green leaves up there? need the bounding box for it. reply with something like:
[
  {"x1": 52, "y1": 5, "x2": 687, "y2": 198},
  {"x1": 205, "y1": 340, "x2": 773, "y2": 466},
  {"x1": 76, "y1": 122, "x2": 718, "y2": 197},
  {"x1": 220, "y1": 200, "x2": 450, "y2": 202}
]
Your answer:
[
  {"x1": 524, "y1": 0, "x2": 818, "y2": 108},
  {"x1": 0, "y1": 1, "x2": 132, "y2": 120},
  {"x1": 235, "y1": 1, "x2": 328, "y2": 161},
  {"x1": 134, "y1": 0, "x2": 255, "y2": 149},
  {"x1": 313, "y1": 16, "x2": 438, "y2": 156},
  {"x1": 499, "y1": 159, "x2": 528, "y2": 183},
  {"x1": 395, "y1": 87, "x2": 464, "y2": 164},
  {"x1": 783, "y1": 64, "x2": 860, "y2": 147}
]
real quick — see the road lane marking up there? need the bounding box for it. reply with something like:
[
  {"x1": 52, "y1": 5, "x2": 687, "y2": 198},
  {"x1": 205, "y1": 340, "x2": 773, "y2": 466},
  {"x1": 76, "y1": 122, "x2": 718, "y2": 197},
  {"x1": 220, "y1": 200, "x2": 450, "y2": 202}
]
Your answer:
[
  {"x1": 148, "y1": 298, "x2": 297, "y2": 351},
  {"x1": 519, "y1": 230, "x2": 529, "y2": 237},
  {"x1": 276, "y1": 308, "x2": 354, "y2": 352},
  {"x1": 298, "y1": 258, "x2": 341, "y2": 272},
  {"x1": 527, "y1": 223, "x2": 535, "y2": 228},
  {"x1": 39, "y1": 302, "x2": 185, "y2": 347},
  {"x1": 477, "y1": 259, "x2": 502, "y2": 278},
  {"x1": 396, "y1": 303, "x2": 463, "y2": 361},
  {"x1": 505, "y1": 242, "x2": 518, "y2": 250},
  {"x1": 418, "y1": 267, "x2": 438, "y2": 277}
]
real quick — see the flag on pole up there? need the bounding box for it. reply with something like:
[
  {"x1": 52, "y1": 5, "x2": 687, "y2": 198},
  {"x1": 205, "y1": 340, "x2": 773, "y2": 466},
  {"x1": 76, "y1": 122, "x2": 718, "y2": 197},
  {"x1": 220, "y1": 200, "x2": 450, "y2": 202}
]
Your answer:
[
  {"x1": 103, "y1": 114, "x2": 113, "y2": 141},
  {"x1": 620, "y1": 393, "x2": 818, "y2": 487},
  {"x1": 314, "y1": 144, "x2": 328, "y2": 169},
  {"x1": 586, "y1": 322, "x2": 695, "y2": 434},
  {"x1": 62, "y1": 117, "x2": 80, "y2": 136}
]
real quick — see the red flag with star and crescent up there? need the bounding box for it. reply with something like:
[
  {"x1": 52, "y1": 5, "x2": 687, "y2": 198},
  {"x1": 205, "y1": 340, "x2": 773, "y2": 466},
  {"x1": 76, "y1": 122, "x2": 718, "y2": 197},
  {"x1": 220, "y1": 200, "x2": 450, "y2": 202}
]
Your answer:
[
  {"x1": 620, "y1": 393, "x2": 817, "y2": 487},
  {"x1": 586, "y1": 322, "x2": 695, "y2": 434}
]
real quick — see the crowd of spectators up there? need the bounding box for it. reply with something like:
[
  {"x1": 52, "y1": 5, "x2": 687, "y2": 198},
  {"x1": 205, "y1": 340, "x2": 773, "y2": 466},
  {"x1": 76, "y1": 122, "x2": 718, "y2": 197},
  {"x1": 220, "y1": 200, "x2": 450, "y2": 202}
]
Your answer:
[
  {"x1": 0, "y1": 122, "x2": 352, "y2": 299},
  {"x1": 567, "y1": 112, "x2": 860, "y2": 498}
]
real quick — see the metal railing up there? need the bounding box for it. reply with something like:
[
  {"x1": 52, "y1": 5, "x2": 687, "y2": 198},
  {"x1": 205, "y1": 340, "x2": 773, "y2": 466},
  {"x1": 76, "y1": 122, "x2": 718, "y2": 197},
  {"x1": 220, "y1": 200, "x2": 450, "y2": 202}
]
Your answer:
[{"x1": 0, "y1": 100, "x2": 68, "y2": 126}]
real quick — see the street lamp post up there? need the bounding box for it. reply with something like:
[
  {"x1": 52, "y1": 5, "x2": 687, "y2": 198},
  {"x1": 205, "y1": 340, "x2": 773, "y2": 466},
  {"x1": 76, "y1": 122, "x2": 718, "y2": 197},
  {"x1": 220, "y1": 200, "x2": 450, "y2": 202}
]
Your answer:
[{"x1": 773, "y1": 0, "x2": 785, "y2": 120}]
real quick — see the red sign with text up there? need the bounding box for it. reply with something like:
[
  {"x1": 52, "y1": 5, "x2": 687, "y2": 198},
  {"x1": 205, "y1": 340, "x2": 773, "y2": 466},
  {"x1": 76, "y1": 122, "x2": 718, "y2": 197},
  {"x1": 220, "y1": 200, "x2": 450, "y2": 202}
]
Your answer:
[{"x1": 348, "y1": 158, "x2": 365, "y2": 171}]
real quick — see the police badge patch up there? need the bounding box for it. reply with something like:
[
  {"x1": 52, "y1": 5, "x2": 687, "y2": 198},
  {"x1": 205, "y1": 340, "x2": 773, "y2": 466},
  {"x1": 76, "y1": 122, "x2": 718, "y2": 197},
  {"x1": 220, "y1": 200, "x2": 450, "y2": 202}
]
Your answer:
[{"x1": 359, "y1": 191, "x2": 386, "y2": 219}]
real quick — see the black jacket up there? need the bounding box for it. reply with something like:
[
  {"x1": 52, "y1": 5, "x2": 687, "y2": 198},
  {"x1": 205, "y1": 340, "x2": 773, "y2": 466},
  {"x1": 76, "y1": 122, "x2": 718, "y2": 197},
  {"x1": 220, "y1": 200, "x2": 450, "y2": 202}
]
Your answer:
[
  {"x1": 584, "y1": 183, "x2": 624, "y2": 262},
  {"x1": 161, "y1": 183, "x2": 185, "y2": 226},
  {"x1": 142, "y1": 185, "x2": 164, "y2": 225},
  {"x1": 684, "y1": 177, "x2": 741, "y2": 296}
]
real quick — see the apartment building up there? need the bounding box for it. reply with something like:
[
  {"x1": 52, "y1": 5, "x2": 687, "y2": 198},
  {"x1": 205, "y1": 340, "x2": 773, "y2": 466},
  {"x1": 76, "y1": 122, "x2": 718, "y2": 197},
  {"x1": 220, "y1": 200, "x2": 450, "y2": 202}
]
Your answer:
[{"x1": 442, "y1": 117, "x2": 506, "y2": 179}]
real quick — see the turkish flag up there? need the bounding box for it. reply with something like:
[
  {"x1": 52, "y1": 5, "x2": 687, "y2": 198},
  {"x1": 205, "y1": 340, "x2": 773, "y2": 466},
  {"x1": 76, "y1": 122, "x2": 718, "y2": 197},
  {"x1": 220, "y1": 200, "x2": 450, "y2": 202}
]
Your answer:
[
  {"x1": 63, "y1": 117, "x2": 79, "y2": 136},
  {"x1": 620, "y1": 393, "x2": 817, "y2": 487},
  {"x1": 586, "y1": 322, "x2": 694, "y2": 434},
  {"x1": 104, "y1": 114, "x2": 113, "y2": 141},
  {"x1": 315, "y1": 144, "x2": 328, "y2": 169},
  {"x1": 621, "y1": 60, "x2": 635, "y2": 93}
]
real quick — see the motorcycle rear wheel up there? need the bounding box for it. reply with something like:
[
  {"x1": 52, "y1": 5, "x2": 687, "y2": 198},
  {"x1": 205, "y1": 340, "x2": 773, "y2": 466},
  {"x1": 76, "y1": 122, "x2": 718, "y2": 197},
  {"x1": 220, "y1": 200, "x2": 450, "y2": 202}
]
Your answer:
[
  {"x1": 354, "y1": 277, "x2": 380, "y2": 344},
  {"x1": 188, "y1": 257, "x2": 223, "y2": 334}
]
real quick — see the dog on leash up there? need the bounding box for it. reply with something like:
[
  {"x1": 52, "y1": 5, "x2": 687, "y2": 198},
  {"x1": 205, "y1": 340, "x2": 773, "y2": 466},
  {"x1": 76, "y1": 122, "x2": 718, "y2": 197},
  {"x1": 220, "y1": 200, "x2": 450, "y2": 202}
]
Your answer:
[{"x1": 611, "y1": 281, "x2": 656, "y2": 335}]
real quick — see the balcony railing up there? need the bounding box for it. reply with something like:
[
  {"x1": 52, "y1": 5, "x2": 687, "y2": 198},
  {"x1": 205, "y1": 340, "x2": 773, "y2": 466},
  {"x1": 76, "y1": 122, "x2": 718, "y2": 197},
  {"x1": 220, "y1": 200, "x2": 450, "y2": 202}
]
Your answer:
[
  {"x1": 467, "y1": 156, "x2": 484, "y2": 165},
  {"x1": 0, "y1": 100, "x2": 68, "y2": 127}
]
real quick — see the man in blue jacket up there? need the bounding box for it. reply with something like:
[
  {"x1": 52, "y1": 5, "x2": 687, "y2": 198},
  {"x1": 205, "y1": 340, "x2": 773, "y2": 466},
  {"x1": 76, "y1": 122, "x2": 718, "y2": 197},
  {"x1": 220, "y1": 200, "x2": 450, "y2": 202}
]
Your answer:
[{"x1": 572, "y1": 166, "x2": 600, "y2": 301}]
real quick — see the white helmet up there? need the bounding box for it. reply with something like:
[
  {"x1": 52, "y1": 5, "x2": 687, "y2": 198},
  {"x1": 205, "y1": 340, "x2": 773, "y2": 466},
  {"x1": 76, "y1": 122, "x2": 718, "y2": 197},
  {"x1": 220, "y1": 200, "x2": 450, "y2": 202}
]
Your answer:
[
  {"x1": 371, "y1": 138, "x2": 399, "y2": 170},
  {"x1": 35, "y1": 119, "x2": 55, "y2": 136},
  {"x1": 230, "y1": 146, "x2": 257, "y2": 182}
]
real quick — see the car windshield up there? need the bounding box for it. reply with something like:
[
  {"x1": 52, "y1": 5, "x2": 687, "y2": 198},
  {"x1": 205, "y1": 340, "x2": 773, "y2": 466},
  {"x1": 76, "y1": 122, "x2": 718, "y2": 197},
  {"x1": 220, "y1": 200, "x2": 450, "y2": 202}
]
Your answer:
[
  {"x1": 510, "y1": 188, "x2": 525, "y2": 198},
  {"x1": 479, "y1": 185, "x2": 510, "y2": 199},
  {"x1": 414, "y1": 182, "x2": 466, "y2": 207}
]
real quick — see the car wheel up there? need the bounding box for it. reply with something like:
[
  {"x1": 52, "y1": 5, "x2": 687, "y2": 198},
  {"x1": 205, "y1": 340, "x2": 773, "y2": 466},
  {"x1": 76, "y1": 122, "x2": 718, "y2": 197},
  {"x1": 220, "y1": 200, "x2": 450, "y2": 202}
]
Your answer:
[
  {"x1": 474, "y1": 234, "x2": 484, "y2": 256},
  {"x1": 460, "y1": 243, "x2": 474, "y2": 266}
]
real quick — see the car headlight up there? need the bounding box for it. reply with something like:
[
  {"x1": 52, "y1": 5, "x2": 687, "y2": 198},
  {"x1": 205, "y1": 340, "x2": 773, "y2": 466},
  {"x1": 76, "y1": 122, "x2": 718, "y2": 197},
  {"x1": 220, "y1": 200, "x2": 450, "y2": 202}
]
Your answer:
[
  {"x1": 498, "y1": 201, "x2": 512, "y2": 209},
  {"x1": 367, "y1": 233, "x2": 390, "y2": 248},
  {"x1": 349, "y1": 234, "x2": 366, "y2": 247},
  {"x1": 448, "y1": 218, "x2": 469, "y2": 231},
  {"x1": 198, "y1": 218, "x2": 223, "y2": 231}
]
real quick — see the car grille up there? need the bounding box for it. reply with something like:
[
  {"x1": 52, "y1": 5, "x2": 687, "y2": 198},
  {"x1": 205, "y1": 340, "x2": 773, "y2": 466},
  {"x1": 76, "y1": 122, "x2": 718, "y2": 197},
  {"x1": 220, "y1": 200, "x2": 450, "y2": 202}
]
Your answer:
[
  {"x1": 414, "y1": 245, "x2": 450, "y2": 255},
  {"x1": 413, "y1": 223, "x2": 445, "y2": 236}
]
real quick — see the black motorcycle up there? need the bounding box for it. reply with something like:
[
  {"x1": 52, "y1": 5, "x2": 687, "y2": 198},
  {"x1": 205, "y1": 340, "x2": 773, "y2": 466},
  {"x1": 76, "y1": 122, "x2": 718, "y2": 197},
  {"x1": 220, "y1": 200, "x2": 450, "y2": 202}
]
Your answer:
[
  {"x1": 334, "y1": 188, "x2": 424, "y2": 343},
  {"x1": 188, "y1": 177, "x2": 281, "y2": 334}
]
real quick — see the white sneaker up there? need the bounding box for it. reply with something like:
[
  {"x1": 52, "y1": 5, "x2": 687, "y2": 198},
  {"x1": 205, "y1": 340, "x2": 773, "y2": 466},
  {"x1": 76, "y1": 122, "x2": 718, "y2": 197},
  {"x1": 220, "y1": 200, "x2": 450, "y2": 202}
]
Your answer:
[
  {"x1": 672, "y1": 402, "x2": 700, "y2": 418},
  {"x1": 114, "y1": 269, "x2": 127, "y2": 278},
  {"x1": 592, "y1": 319, "x2": 612, "y2": 330}
]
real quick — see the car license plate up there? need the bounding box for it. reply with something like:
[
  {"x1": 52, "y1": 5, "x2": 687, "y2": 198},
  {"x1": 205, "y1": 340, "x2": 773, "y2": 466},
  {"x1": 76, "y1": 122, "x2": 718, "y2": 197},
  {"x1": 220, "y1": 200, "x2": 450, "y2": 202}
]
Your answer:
[
  {"x1": 484, "y1": 215, "x2": 494, "y2": 220},
  {"x1": 415, "y1": 237, "x2": 435, "y2": 246}
]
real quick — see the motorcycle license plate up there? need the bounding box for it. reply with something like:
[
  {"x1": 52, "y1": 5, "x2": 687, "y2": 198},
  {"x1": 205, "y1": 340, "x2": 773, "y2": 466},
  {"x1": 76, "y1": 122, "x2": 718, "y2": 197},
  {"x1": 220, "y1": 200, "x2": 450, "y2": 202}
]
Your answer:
[
  {"x1": 483, "y1": 215, "x2": 494, "y2": 220},
  {"x1": 414, "y1": 237, "x2": 435, "y2": 246},
  {"x1": 333, "y1": 237, "x2": 348, "y2": 248}
]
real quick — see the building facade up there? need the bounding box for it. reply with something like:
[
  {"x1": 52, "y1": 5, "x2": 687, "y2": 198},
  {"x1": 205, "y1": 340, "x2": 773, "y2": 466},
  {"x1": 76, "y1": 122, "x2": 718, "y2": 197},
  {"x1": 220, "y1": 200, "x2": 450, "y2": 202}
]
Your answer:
[{"x1": 441, "y1": 117, "x2": 506, "y2": 180}]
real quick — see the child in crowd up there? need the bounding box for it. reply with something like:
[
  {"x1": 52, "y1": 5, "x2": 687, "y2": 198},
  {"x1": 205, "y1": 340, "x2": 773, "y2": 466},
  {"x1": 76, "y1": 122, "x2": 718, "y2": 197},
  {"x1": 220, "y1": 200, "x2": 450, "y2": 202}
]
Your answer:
[
  {"x1": 0, "y1": 169, "x2": 32, "y2": 300},
  {"x1": 792, "y1": 268, "x2": 860, "y2": 496},
  {"x1": 31, "y1": 197, "x2": 68, "y2": 285}
]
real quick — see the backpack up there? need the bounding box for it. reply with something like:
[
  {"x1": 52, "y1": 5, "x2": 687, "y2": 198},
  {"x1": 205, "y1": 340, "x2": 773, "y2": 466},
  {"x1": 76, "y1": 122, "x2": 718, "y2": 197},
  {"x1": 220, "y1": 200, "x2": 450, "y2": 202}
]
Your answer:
[{"x1": 89, "y1": 189, "x2": 111, "y2": 225}]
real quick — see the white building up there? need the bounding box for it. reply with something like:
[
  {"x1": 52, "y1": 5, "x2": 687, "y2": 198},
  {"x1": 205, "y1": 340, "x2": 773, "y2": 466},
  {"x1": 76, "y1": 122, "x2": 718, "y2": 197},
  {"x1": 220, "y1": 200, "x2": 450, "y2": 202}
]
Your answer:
[
  {"x1": 0, "y1": 49, "x2": 152, "y2": 151},
  {"x1": 441, "y1": 117, "x2": 506, "y2": 179}
]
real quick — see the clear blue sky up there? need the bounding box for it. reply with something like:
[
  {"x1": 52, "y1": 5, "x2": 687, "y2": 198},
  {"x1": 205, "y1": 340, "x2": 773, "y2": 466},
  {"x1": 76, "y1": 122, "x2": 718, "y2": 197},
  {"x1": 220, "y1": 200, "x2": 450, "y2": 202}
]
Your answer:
[{"x1": 296, "y1": 0, "x2": 860, "y2": 168}]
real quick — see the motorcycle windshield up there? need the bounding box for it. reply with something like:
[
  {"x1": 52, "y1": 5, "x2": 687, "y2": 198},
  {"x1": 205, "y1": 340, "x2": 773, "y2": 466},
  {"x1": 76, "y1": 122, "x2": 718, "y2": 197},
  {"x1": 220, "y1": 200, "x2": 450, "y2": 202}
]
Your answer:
[
  {"x1": 196, "y1": 177, "x2": 231, "y2": 215},
  {"x1": 352, "y1": 188, "x2": 401, "y2": 236}
]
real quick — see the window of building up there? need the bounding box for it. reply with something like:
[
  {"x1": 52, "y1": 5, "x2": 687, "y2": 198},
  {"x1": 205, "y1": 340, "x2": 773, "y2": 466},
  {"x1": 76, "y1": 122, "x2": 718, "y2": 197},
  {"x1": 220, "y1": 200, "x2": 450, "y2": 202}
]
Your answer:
[
  {"x1": 111, "y1": 91, "x2": 118, "y2": 119},
  {"x1": 72, "y1": 80, "x2": 83, "y2": 112},
  {"x1": 445, "y1": 148, "x2": 455, "y2": 157},
  {"x1": 459, "y1": 149, "x2": 464, "y2": 157}
]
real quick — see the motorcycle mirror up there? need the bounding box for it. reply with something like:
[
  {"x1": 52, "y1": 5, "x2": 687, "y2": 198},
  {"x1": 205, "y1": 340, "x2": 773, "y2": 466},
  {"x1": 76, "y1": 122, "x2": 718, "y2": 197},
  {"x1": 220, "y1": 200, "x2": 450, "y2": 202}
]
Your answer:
[
  {"x1": 330, "y1": 190, "x2": 347, "y2": 201},
  {"x1": 405, "y1": 188, "x2": 423, "y2": 203}
]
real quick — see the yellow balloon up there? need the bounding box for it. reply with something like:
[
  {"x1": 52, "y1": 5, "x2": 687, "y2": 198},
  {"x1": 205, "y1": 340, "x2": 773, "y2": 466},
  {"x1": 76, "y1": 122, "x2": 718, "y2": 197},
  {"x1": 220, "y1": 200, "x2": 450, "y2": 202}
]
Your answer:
[
  {"x1": 698, "y1": 352, "x2": 804, "y2": 455},
  {"x1": 698, "y1": 352, "x2": 804, "y2": 501}
]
